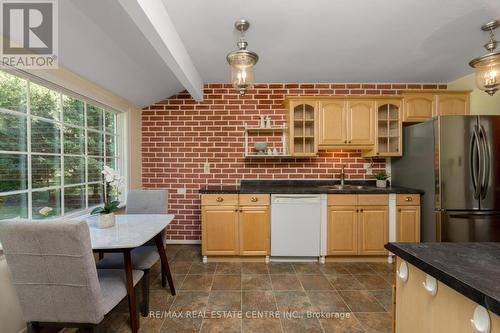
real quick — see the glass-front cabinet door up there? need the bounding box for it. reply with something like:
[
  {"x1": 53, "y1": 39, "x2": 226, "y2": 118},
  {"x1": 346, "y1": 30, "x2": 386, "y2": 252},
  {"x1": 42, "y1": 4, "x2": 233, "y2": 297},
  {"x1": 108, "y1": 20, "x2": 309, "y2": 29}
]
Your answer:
[
  {"x1": 288, "y1": 100, "x2": 318, "y2": 156},
  {"x1": 363, "y1": 99, "x2": 402, "y2": 157}
]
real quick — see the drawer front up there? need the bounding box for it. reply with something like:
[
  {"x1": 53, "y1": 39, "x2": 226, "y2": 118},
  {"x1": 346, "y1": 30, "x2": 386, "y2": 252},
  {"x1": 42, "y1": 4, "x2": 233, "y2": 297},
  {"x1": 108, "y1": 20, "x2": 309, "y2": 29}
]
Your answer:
[
  {"x1": 358, "y1": 194, "x2": 388, "y2": 206},
  {"x1": 239, "y1": 194, "x2": 270, "y2": 206},
  {"x1": 396, "y1": 194, "x2": 420, "y2": 206},
  {"x1": 201, "y1": 194, "x2": 239, "y2": 206},
  {"x1": 328, "y1": 194, "x2": 357, "y2": 206}
]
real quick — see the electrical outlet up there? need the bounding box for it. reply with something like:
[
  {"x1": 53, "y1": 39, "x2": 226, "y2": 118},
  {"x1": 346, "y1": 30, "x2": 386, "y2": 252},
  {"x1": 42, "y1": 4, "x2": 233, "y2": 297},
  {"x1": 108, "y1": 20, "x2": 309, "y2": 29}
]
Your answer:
[
  {"x1": 203, "y1": 162, "x2": 210, "y2": 174},
  {"x1": 364, "y1": 163, "x2": 373, "y2": 175}
]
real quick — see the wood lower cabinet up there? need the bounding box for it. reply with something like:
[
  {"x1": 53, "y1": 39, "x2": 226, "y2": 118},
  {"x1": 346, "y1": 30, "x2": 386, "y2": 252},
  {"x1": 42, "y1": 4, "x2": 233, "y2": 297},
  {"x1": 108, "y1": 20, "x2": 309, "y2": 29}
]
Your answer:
[
  {"x1": 397, "y1": 206, "x2": 420, "y2": 242},
  {"x1": 396, "y1": 194, "x2": 421, "y2": 242},
  {"x1": 239, "y1": 205, "x2": 270, "y2": 256},
  {"x1": 327, "y1": 194, "x2": 389, "y2": 256},
  {"x1": 327, "y1": 206, "x2": 358, "y2": 255},
  {"x1": 202, "y1": 205, "x2": 239, "y2": 255},
  {"x1": 358, "y1": 205, "x2": 388, "y2": 255},
  {"x1": 201, "y1": 194, "x2": 270, "y2": 257},
  {"x1": 395, "y1": 258, "x2": 500, "y2": 333}
]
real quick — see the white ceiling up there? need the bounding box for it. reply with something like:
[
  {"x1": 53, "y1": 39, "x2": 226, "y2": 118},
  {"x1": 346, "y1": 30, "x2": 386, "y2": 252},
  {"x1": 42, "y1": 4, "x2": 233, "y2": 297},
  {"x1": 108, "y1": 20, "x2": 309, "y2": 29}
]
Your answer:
[
  {"x1": 60, "y1": 0, "x2": 183, "y2": 107},
  {"x1": 60, "y1": 0, "x2": 500, "y2": 107},
  {"x1": 165, "y1": 0, "x2": 500, "y2": 83}
]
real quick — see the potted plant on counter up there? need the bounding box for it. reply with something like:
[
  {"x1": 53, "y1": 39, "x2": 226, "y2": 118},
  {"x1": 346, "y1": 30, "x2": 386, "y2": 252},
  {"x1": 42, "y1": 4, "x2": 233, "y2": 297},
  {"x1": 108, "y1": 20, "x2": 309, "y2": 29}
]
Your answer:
[
  {"x1": 91, "y1": 166, "x2": 124, "y2": 228},
  {"x1": 375, "y1": 170, "x2": 390, "y2": 188}
]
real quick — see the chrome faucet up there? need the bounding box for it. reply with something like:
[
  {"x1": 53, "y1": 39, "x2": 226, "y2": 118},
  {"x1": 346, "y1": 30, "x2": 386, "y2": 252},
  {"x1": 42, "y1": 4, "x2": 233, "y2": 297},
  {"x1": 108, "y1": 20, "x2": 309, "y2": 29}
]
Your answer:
[{"x1": 339, "y1": 165, "x2": 346, "y2": 186}]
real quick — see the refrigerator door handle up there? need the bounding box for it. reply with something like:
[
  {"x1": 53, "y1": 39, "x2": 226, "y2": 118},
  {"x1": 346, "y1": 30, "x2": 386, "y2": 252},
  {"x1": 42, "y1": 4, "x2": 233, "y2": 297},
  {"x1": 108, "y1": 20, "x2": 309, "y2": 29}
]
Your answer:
[
  {"x1": 479, "y1": 125, "x2": 490, "y2": 200},
  {"x1": 470, "y1": 126, "x2": 482, "y2": 200}
]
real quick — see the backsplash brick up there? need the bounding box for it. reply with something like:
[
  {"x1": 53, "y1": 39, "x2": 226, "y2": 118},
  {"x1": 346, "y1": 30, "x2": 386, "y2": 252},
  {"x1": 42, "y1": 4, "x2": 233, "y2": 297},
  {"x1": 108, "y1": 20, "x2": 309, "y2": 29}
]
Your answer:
[{"x1": 142, "y1": 83, "x2": 446, "y2": 241}]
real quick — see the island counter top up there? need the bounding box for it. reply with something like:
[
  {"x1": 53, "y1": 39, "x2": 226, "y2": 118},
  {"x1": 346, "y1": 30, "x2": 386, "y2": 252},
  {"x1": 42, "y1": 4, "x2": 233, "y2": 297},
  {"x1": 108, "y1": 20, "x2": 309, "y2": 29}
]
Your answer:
[{"x1": 386, "y1": 242, "x2": 500, "y2": 315}]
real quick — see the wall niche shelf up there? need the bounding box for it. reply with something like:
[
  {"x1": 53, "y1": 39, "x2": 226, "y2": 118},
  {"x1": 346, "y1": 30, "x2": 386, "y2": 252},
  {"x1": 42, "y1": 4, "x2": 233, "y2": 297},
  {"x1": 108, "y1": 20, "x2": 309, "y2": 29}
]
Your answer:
[{"x1": 244, "y1": 123, "x2": 289, "y2": 159}]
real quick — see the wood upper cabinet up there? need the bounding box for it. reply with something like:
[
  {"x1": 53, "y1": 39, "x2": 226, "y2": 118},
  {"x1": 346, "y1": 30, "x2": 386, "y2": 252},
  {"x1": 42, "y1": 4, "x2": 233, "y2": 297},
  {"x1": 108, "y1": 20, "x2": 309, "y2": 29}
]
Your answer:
[
  {"x1": 239, "y1": 195, "x2": 270, "y2": 256},
  {"x1": 327, "y1": 206, "x2": 358, "y2": 255},
  {"x1": 288, "y1": 100, "x2": 318, "y2": 156},
  {"x1": 347, "y1": 100, "x2": 375, "y2": 145},
  {"x1": 403, "y1": 91, "x2": 470, "y2": 122},
  {"x1": 202, "y1": 205, "x2": 239, "y2": 255},
  {"x1": 318, "y1": 99, "x2": 374, "y2": 147},
  {"x1": 358, "y1": 205, "x2": 388, "y2": 255},
  {"x1": 402, "y1": 93, "x2": 436, "y2": 122},
  {"x1": 318, "y1": 100, "x2": 346, "y2": 145},
  {"x1": 437, "y1": 93, "x2": 470, "y2": 116}
]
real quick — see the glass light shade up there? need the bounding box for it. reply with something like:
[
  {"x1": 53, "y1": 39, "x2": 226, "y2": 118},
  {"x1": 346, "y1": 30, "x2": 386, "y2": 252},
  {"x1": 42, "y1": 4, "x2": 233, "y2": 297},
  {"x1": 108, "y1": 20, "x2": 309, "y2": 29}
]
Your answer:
[
  {"x1": 469, "y1": 51, "x2": 500, "y2": 96},
  {"x1": 227, "y1": 50, "x2": 258, "y2": 95}
]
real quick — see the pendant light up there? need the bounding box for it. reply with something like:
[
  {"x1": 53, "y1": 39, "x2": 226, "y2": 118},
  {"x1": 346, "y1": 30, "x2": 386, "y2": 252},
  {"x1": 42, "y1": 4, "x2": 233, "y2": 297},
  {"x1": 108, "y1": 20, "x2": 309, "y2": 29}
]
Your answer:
[
  {"x1": 226, "y1": 19, "x2": 259, "y2": 96},
  {"x1": 469, "y1": 20, "x2": 500, "y2": 96}
]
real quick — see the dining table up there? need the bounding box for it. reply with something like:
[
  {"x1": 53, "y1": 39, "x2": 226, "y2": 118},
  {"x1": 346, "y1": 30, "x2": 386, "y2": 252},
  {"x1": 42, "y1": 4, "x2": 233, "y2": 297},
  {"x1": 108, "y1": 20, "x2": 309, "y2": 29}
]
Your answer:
[{"x1": 85, "y1": 214, "x2": 176, "y2": 333}]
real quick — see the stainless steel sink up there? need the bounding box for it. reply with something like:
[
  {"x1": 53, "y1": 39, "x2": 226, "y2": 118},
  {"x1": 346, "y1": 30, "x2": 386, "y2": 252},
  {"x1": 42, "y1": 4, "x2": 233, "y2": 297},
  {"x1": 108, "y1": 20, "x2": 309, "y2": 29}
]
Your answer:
[{"x1": 320, "y1": 184, "x2": 368, "y2": 190}]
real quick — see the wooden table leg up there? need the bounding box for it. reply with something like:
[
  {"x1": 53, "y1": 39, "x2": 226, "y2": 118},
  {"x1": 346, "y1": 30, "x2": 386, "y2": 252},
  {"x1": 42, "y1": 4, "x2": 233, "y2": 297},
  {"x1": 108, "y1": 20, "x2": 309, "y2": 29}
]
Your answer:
[
  {"x1": 124, "y1": 250, "x2": 138, "y2": 333},
  {"x1": 154, "y1": 234, "x2": 176, "y2": 295}
]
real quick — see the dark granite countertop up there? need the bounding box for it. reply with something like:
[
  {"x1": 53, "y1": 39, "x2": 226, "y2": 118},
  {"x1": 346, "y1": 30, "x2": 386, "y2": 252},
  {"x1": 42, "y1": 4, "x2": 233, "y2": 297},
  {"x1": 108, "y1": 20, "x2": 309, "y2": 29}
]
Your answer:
[
  {"x1": 199, "y1": 180, "x2": 423, "y2": 194},
  {"x1": 386, "y1": 242, "x2": 500, "y2": 315}
]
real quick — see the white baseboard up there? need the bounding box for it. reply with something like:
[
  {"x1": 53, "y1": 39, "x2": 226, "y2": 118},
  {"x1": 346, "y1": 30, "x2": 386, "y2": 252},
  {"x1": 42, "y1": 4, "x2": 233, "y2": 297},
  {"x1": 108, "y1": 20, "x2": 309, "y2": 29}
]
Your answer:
[{"x1": 166, "y1": 240, "x2": 201, "y2": 245}]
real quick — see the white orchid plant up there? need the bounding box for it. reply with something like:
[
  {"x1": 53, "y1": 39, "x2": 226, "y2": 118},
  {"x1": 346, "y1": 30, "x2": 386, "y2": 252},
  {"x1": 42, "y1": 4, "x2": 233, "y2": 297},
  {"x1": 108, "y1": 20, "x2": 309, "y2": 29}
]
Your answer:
[{"x1": 91, "y1": 166, "x2": 125, "y2": 215}]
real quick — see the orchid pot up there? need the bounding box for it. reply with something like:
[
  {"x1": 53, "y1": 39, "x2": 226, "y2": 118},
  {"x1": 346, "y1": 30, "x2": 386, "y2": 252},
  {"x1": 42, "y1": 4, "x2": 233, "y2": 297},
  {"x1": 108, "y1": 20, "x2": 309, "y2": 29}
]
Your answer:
[{"x1": 91, "y1": 166, "x2": 124, "y2": 229}]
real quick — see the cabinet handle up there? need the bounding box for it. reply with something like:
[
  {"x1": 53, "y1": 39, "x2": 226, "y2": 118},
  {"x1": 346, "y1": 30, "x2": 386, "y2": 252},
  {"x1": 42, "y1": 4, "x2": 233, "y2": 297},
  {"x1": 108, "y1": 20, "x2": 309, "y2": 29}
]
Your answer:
[
  {"x1": 216, "y1": 197, "x2": 224, "y2": 202},
  {"x1": 348, "y1": 140, "x2": 352, "y2": 144},
  {"x1": 251, "y1": 196, "x2": 258, "y2": 202},
  {"x1": 344, "y1": 140, "x2": 347, "y2": 144},
  {"x1": 240, "y1": 209, "x2": 243, "y2": 212},
  {"x1": 398, "y1": 208, "x2": 402, "y2": 212},
  {"x1": 356, "y1": 209, "x2": 359, "y2": 212},
  {"x1": 234, "y1": 209, "x2": 238, "y2": 212},
  {"x1": 360, "y1": 208, "x2": 364, "y2": 212},
  {"x1": 405, "y1": 197, "x2": 413, "y2": 202}
]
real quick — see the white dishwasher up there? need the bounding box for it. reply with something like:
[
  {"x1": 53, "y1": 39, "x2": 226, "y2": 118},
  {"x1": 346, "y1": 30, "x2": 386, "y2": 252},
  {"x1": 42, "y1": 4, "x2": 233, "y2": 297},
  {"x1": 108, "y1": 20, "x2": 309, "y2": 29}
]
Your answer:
[{"x1": 270, "y1": 194, "x2": 327, "y2": 258}]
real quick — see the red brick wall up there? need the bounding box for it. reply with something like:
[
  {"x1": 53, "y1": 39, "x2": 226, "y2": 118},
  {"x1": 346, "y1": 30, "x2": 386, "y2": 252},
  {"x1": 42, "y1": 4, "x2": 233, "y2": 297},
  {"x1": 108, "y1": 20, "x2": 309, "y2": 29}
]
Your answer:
[{"x1": 142, "y1": 83, "x2": 446, "y2": 241}]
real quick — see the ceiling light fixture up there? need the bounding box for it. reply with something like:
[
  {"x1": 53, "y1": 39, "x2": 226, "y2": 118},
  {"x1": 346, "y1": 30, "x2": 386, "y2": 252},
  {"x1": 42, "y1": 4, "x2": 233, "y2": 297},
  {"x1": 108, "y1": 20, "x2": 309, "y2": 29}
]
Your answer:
[
  {"x1": 469, "y1": 20, "x2": 500, "y2": 96},
  {"x1": 226, "y1": 19, "x2": 259, "y2": 96}
]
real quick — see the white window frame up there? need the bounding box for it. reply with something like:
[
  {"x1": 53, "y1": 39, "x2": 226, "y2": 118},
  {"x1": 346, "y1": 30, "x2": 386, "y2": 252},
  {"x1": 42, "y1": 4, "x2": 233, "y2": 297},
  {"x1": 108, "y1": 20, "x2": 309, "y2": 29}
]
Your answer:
[{"x1": 0, "y1": 69, "x2": 126, "y2": 220}]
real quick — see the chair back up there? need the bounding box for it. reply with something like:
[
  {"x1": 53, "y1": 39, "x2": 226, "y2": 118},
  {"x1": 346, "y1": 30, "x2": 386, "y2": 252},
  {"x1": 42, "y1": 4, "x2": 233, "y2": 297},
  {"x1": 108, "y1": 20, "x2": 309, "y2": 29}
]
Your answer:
[
  {"x1": 0, "y1": 220, "x2": 104, "y2": 324},
  {"x1": 125, "y1": 189, "x2": 168, "y2": 214},
  {"x1": 126, "y1": 190, "x2": 169, "y2": 244}
]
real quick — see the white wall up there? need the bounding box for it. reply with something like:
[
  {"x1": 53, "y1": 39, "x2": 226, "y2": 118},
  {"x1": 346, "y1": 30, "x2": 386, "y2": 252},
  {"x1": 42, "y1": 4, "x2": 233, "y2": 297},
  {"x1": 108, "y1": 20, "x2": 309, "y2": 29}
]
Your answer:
[
  {"x1": 448, "y1": 73, "x2": 500, "y2": 115},
  {"x1": 0, "y1": 257, "x2": 25, "y2": 333}
]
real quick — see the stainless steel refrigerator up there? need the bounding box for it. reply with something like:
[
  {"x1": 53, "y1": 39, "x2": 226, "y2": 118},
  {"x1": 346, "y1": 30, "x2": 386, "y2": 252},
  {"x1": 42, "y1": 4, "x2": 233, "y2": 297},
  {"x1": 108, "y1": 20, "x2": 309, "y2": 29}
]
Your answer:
[{"x1": 392, "y1": 115, "x2": 500, "y2": 242}]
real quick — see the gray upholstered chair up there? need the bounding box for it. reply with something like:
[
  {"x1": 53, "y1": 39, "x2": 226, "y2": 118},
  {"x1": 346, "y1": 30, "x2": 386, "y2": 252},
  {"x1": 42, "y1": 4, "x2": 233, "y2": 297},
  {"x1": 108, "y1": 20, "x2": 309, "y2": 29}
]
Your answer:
[
  {"x1": 0, "y1": 220, "x2": 144, "y2": 333},
  {"x1": 96, "y1": 189, "x2": 169, "y2": 316}
]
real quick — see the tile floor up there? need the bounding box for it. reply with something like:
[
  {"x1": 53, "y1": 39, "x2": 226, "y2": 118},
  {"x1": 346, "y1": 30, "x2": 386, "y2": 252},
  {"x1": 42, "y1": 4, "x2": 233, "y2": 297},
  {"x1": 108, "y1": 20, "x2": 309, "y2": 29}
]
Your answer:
[{"x1": 62, "y1": 245, "x2": 395, "y2": 333}]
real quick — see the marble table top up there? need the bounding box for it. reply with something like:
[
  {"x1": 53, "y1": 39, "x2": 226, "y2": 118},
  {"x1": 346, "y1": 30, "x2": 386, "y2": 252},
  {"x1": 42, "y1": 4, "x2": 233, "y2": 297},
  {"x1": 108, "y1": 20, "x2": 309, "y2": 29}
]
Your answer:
[{"x1": 85, "y1": 214, "x2": 175, "y2": 250}]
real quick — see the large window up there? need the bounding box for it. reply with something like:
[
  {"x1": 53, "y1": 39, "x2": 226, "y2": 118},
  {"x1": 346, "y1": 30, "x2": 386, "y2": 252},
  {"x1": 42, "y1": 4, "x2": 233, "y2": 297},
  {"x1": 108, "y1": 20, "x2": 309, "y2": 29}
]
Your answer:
[{"x1": 0, "y1": 71, "x2": 121, "y2": 220}]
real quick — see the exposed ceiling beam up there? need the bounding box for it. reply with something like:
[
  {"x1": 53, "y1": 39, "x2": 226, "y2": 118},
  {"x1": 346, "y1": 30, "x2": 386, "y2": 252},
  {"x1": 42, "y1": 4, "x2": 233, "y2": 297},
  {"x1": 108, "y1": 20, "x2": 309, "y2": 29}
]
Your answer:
[{"x1": 118, "y1": 0, "x2": 204, "y2": 101}]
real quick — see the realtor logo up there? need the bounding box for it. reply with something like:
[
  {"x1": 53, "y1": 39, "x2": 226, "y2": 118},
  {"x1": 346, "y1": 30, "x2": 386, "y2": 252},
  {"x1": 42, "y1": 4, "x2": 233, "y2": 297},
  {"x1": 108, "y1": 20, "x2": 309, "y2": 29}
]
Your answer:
[{"x1": 1, "y1": 0, "x2": 58, "y2": 68}]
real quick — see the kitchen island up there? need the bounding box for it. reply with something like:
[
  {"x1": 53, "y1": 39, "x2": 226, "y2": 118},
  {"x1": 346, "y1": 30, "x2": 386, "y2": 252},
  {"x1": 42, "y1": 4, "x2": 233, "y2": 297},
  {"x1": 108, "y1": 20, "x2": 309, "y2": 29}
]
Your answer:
[{"x1": 386, "y1": 242, "x2": 500, "y2": 333}]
